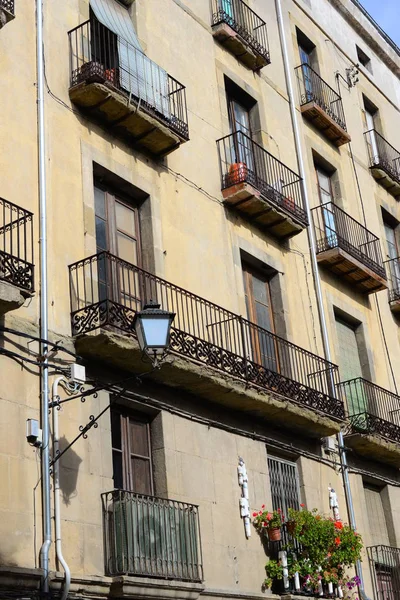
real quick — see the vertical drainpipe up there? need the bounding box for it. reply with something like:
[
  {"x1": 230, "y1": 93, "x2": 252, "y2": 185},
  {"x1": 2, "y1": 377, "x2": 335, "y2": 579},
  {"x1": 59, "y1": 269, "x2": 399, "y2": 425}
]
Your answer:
[
  {"x1": 36, "y1": 0, "x2": 51, "y2": 592},
  {"x1": 274, "y1": 0, "x2": 365, "y2": 591}
]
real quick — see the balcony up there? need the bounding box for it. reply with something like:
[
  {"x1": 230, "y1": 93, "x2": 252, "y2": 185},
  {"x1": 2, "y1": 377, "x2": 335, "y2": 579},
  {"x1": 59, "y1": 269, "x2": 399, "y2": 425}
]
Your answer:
[
  {"x1": 367, "y1": 546, "x2": 400, "y2": 600},
  {"x1": 385, "y1": 257, "x2": 400, "y2": 313},
  {"x1": 338, "y1": 378, "x2": 400, "y2": 466},
  {"x1": 295, "y1": 65, "x2": 350, "y2": 147},
  {"x1": 217, "y1": 131, "x2": 308, "y2": 239},
  {"x1": 365, "y1": 130, "x2": 400, "y2": 197},
  {"x1": 0, "y1": 197, "x2": 34, "y2": 313},
  {"x1": 0, "y1": 0, "x2": 14, "y2": 25},
  {"x1": 68, "y1": 17, "x2": 189, "y2": 157},
  {"x1": 69, "y1": 251, "x2": 345, "y2": 436},
  {"x1": 211, "y1": 0, "x2": 270, "y2": 71},
  {"x1": 102, "y1": 490, "x2": 203, "y2": 582},
  {"x1": 312, "y1": 202, "x2": 387, "y2": 294}
]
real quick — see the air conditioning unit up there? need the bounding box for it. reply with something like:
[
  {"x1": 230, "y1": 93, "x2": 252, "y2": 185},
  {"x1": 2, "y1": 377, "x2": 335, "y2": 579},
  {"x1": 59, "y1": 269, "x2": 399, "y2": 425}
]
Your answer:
[{"x1": 322, "y1": 436, "x2": 337, "y2": 453}]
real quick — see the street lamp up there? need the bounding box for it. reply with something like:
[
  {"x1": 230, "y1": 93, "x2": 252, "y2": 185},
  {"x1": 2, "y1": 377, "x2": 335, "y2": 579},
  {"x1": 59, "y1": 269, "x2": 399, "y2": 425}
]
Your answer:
[{"x1": 132, "y1": 301, "x2": 175, "y2": 367}]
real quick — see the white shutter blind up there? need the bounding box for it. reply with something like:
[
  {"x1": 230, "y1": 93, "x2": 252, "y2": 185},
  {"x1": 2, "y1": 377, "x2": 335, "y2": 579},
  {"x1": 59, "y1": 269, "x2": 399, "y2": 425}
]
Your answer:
[{"x1": 90, "y1": 0, "x2": 170, "y2": 117}]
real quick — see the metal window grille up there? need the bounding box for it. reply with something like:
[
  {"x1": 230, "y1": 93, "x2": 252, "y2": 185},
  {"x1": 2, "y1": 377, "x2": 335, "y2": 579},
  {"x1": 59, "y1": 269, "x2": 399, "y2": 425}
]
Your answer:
[
  {"x1": 267, "y1": 456, "x2": 300, "y2": 519},
  {"x1": 367, "y1": 545, "x2": 400, "y2": 600}
]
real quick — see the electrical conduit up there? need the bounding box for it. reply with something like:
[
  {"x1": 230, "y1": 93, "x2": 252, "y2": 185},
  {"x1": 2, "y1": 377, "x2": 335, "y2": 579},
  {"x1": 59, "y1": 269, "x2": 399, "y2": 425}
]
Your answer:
[{"x1": 274, "y1": 0, "x2": 365, "y2": 592}]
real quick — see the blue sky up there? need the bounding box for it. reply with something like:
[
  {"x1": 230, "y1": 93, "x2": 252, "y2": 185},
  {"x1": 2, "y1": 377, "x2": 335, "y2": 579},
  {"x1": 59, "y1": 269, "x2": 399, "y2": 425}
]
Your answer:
[{"x1": 359, "y1": 0, "x2": 400, "y2": 46}]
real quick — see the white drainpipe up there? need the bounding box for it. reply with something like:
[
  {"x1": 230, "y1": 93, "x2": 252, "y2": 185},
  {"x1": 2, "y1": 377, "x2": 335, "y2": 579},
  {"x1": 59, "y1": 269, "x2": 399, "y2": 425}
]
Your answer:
[
  {"x1": 274, "y1": 0, "x2": 365, "y2": 592},
  {"x1": 36, "y1": 0, "x2": 51, "y2": 591},
  {"x1": 52, "y1": 377, "x2": 71, "y2": 600}
]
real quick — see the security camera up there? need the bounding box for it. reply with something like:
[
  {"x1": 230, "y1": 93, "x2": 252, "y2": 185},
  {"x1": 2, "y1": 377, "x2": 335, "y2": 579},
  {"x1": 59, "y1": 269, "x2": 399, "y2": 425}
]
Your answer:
[{"x1": 26, "y1": 419, "x2": 43, "y2": 447}]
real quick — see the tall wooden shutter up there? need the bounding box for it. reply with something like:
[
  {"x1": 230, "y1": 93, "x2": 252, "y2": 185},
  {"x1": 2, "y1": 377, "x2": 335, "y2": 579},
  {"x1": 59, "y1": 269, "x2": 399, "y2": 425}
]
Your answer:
[{"x1": 364, "y1": 484, "x2": 390, "y2": 547}]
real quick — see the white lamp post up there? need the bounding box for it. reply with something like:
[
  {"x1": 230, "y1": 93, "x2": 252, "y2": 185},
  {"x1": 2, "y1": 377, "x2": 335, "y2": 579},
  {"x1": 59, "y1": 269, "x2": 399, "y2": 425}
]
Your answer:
[{"x1": 132, "y1": 301, "x2": 175, "y2": 367}]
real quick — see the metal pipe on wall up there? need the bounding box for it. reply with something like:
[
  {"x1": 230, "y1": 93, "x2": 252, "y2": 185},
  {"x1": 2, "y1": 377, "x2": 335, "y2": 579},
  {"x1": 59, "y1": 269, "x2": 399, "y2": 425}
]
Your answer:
[
  {"x1": 274, "y1": 0, "x2": 365, "y2": 592},
  {"x1": 52, "y1": 378, "x2": 71, "y2": 600},
  {"x1": 36, "y1": 0, "x2": 51, "y2": 592}
]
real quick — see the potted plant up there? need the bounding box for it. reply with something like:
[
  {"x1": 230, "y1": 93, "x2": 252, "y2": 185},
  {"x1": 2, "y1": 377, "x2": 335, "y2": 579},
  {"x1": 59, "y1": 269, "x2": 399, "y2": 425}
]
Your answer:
[
  {"x1": 228, "y1": 161, "x2": 248, "y2": 185},
  {"x1": 253, "y1": 506, "x2": 284, "y2": 541}
]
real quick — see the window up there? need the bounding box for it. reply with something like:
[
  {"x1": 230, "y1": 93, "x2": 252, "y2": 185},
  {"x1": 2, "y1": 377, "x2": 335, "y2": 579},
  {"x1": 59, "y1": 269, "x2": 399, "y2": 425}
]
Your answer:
[
  {"x1": 356, "y1": 45, "x2": 372, "y2": 73},
  {"x1": 382, "y1": 210, "x2": 399, "y2": 261},
  {"x1": 94, "y1": 183, "x2": 142, "y2": 309},
  {"x1": 296, "y1": 29, "x2": 317, "y2": 102},
  {"x1": 364, "y1": 484, "x2": 390, "y2": 547},
  {"x1": 315, "y1": 165, "x2": 337, "y2": 247},
  {"x1": 268, "y1": 456, "x2": 301, "y2": 518},
  {"x1": 363, "y1": 97, "x2": 379, "y2": 164},
  {"x1": 225, "y1": 78, "x2": 258, "y2": 170},
  {"x1": 243, "y1": 263, "x2": 278, "y2": 372},
  {"x1": 94, "y1": 184, "x2": 141, "y2": 265},
  {"x1": 335, "y1": 317, "x2": 363, "y2": 383},
  {"x1": 296, "y1": 28, "x2": 317, "y2": 68},
  {"x1": 111, "y1": 408, "x2": 154, "y2": 494}
]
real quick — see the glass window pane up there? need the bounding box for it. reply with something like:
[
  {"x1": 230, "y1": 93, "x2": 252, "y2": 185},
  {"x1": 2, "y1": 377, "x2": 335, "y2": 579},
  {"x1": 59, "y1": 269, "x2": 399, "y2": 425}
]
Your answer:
[
  {"x1": 129, "y1": 420, "x2": 149, "y2": 457},
  {"x1": 111, "y1": 411, "x2": 122, "y2": 450},
  {"x1": 117, "y1": 232, "x2": 137, "y2": 265},
  {"x1": 252, "y1": 275, "x2": 269, "y2": 305},
  {"x1": 94, "y1": 187, "x2": 106, "y2": 219},
  {"x1": 116, "y1": 202, "x2": 136, "y2": 236},
  {"x1": 255, "y1": 300, "x2": 272, "y2": 332},
  {"x1": 112, "y1": 450, "x2": 123, "y2": 489},
  {"x1": 131, "y1": 457, "x2": 152, "y2": 495},
  {"x1": 96, "y1": 216, "x2": 107, "y2": 252}
]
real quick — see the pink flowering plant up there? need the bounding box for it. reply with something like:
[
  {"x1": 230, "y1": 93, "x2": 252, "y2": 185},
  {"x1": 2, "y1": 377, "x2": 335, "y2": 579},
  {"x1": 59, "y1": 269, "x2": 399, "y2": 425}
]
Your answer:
[
  {"x1": 253, "y1": 506, "x2": 284, "y2": 532},
  {"x1": 256, "y1": 506, "x2": 363, "y2": 596}
]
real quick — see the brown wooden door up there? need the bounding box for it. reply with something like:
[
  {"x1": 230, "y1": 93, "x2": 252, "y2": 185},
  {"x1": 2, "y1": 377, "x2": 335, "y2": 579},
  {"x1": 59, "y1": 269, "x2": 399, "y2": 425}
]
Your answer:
[
  {"x1": 94, "y1": 184, "x2": 142, "y2": 311},
  {"x1": 111, "y1": 408, "x2": 153, "y2": 494},
  {"x1": 243, "y1": 264, "x2": 278, "y2": 373}
]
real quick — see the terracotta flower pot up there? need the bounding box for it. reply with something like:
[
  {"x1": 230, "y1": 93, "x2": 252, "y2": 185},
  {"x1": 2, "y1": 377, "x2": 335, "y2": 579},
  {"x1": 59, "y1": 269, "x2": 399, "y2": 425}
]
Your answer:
[
  {"x1": 228, "y1": 162, "x2": 248, "y2": 185},
  {"x1": 267, "y1": 527, "x2": 281, "y2": 542},
  {"x1": 105, "y1": 68, "x2": 117, "y2": 85}
]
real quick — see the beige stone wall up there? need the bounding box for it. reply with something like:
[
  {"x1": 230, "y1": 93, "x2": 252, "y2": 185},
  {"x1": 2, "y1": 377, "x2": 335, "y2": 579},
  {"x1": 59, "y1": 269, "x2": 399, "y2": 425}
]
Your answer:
[{"x1": 0, "y1": 0, "x2": 399, "y2": 599}]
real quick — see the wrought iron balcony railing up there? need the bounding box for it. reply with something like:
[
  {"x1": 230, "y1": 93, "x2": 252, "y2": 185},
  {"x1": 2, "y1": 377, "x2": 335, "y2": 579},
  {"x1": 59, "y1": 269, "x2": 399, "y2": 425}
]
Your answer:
[
  {"x1": 68, "y1": 17, "x2": 189, "y2": 140},
  {"x1": 211, "y1": 0, "x2": 270, "y2": 66},
  {"x1": 0, "y1": 0, "x2": 14, "y2": 17},
  {"x1": 337, "y1": 378, "x2": 400, "y2": 444},
  {"x1": 385, "y1": 257, "x2": 400, "y2": 304},
  {"x1": 312, "y1": 202, "x2": 386, "y2": 280},
  {"x1": 102, "y1": 490, "x2": 203, "y2": 581},
  {"x1": 217, "y1": 131, "x2": 308, "y2": 226},
  {"x1": 365, "y1": 129, "x2": 400, "y2": 185},
  {"x1": 295, "y1": 64, "x2": 347, "y2": 133},
  {"x1": 367, "y1": 545, "x2": 400, "y2": 600},
  {"x1": 69, "y1": 251, "x2": 344, "y2": 420},
  {"x1": 0, "y1": 197, "x2": 34, "y2": 293}
]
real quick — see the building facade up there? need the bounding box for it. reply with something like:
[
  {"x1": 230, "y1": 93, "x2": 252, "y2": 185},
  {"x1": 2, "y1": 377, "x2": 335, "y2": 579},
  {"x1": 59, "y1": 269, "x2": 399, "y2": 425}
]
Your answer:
[{"x1": 0, "y1": 0, "x2": 400, "y2": 599}]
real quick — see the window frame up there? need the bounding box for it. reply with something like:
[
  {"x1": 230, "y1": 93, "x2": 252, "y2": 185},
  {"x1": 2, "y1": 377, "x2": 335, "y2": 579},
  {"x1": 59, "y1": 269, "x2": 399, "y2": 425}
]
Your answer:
[
  {"x1": 267, "y1": 455, "x2": 301, "y2": 519},
  {"x1": 111, "y1": 407, "x2": 154, "y2": 495}
]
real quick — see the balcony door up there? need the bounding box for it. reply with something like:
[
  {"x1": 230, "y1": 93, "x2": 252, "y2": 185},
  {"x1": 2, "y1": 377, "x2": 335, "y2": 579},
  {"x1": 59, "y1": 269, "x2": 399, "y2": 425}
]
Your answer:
[
  {"x1": 384, "y1": 221, "x2": 400, "y2": 295},
  {"x1": 365, "y1": 108, "x2": 379, "y2": 165},
  {"x1": 94, "y1": 185, "x2": 141, "y2": 311},
  {"x1": 219, "y1": 0, "x2": 233, "y2": 19},
  {"x1": 228, "y1": 95, "x2": 254, "y2": 175},
  {"x1": 243, "y1": 264, "x2": 278, "y2": 373},
  {"x1": 298, "y1": 45, "x2": 314, "y2": 100},
  {"x1": 335, "y1": 318, "x2": 368, "y2": 425},
  {"x1": 316, "y1": 167, "x2": 337, "y2": 247}
]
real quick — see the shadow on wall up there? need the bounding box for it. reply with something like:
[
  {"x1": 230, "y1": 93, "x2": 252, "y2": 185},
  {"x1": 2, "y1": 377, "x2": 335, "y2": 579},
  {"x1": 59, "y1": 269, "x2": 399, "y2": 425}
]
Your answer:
[{"x1": 58, "y1": 436, "x2": 83, "y2": 506}]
